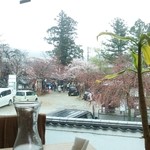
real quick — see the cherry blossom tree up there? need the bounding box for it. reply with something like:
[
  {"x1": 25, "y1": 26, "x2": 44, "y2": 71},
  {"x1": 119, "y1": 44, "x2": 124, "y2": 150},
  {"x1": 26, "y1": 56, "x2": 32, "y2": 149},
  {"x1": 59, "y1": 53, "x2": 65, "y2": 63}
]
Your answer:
[{"x1": 66, "y1": 59, "x2": 101, "y2": 96}]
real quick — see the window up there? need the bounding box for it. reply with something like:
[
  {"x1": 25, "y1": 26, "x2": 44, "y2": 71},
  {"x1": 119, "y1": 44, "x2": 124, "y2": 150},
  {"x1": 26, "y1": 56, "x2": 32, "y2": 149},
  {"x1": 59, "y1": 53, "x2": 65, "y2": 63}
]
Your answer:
[
  {"x1": 16, "y1": 92, "x2": 25, "y2": 96},
  {"x1": 26, "y1": 92, "x2": 34, "y2": 96},
  {"x1": 1, "y1": 90, "x2": 11, "y2": 97}
]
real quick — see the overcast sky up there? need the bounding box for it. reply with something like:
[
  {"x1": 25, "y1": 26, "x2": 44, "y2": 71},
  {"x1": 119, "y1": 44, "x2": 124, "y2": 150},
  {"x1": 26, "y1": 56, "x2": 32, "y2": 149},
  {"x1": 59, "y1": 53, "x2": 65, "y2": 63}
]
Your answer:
[{"x1": 0, "y1": 0, "x2": 150, "y2": 56}]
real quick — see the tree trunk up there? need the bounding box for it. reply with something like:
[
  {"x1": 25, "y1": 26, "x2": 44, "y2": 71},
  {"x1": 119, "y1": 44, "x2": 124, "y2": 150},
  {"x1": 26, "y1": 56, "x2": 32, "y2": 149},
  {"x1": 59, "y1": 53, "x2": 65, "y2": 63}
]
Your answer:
[
  {"x1": 138, "y1": 43, "x2": 150, "y2": 150},
  {"x1": 126, "y1": 93, "x2": 131, "y2": 121},
  {"x1": 128, "y1": 108, "x2": 131, "y2": 121},
  {"x1": 145, "y1": 136, "x2": 150, "y2": 150}
]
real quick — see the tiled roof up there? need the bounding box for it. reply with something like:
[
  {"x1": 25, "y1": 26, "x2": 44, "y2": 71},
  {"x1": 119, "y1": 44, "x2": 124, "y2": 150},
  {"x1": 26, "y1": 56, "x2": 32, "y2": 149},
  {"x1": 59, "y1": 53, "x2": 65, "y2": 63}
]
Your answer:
[{"x1": 46, "y1": 117, "x2": 143, "y2": 133}]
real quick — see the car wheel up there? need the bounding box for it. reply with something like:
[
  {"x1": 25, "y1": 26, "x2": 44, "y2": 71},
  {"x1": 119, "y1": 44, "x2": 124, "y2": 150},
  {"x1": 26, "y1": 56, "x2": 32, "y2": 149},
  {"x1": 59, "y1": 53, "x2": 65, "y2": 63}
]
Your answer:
[{"x1": 9, "y1": 100, "x2": 13, "y2": 105}]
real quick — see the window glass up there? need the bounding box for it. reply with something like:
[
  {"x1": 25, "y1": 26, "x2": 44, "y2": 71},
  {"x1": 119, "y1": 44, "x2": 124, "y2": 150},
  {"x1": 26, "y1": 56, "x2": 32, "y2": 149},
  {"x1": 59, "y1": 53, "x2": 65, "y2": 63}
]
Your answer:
[
  {"x1": 0, "y1": 90, "x2": 11, "y2": 97},
  {"x1": 7, "y1": 90, "x2": 11, "y2": 95},
  {"x1": 26, "y1": 92, "x2": 34, "y2": 96},
  {"x1": 16, "y1": 92, "x2": 25, "y2": 96},
  {"x1": 1, "y1": 91, "x2": 6, "y2": 97}
]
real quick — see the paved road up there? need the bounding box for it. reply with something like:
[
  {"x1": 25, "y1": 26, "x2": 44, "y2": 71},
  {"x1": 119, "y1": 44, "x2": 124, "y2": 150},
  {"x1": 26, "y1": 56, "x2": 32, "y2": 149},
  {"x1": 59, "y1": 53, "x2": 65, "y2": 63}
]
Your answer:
[
  {"x1": 0, "y1": 91, "x2": 93, "y2": 115},
  {"x1": 39, "y1": 91, "x2": 93, "y2": 114}
]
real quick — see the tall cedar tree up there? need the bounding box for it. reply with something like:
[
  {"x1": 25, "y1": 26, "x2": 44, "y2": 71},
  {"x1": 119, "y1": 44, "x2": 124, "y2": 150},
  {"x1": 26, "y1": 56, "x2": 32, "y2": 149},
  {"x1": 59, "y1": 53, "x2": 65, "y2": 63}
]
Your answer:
[
  {"x1": 101, "y1": 18, "x2": 128, "y2": 62},
  {"x1": 46, "y1": 10, "x2": 83, "y2": 66},
  {"x1": 129, "y1": 19, "x2": 150, "y2": 51}
]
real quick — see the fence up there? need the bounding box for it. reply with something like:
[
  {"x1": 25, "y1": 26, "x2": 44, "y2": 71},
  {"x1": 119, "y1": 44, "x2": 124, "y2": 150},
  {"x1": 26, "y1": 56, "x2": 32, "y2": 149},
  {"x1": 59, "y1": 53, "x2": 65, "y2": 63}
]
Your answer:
[{"x1": 97, "y1": 108, "x2": 142, "y2": 122}]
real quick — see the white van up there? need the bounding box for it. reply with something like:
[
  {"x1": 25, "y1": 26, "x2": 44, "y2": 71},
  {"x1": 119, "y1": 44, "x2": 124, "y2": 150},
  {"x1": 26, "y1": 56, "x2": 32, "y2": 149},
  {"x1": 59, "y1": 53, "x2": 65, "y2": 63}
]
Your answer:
[
  {"x1": 13, "y1": 90, "x2": 38, "y2": 102},
  {"x1": 0, "y1": 88, "x2": 14, "y2": 107}
]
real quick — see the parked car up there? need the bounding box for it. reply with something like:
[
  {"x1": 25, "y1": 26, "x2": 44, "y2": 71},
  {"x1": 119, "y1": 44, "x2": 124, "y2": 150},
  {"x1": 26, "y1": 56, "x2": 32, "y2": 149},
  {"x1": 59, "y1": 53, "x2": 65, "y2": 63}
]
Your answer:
[
  {"x1": 68, "y1": 86, "x2": 79, "y2": 96},
  {"x1": 46, "y1": 109, "x2": 94, "y2": 119},
  {"x1": 0, "y1": 88, "x2": 14, "y2": 107},
  {"x1": 13, "y1": 90, "x2": 38, "y2": 102}
]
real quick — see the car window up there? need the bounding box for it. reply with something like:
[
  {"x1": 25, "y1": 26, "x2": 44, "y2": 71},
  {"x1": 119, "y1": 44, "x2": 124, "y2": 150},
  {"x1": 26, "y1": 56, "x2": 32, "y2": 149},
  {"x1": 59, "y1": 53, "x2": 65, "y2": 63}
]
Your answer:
[
  {"x1": 1, "y1": 90, "x2": 11, "y2": 97},
  {"x1": 26, "y1": 91, "x2": 35, "y2": 96},
  {"x1": 69, "y1": 87, "x2": 77, "y2": 90},
  {"x1": 86, "y1": 113, "x2": 93, "y2": 119},
  {"x1": 16, "y1": 92, "x2": 25, "y2": 96},
  {"x1": 78, "y1": 113, "x2": 93, "y2": 119}
]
